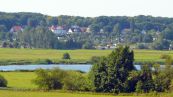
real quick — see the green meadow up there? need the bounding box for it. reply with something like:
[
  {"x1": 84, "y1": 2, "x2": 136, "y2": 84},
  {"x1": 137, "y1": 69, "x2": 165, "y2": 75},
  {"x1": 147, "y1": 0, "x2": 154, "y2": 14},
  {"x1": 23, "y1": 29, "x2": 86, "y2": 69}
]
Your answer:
[
  {"x1": 0, "y1": 72, "x2": 36, "y2": 89},
  {"x1": 0, "y1": 48, "x2": 172, "y2": 65},
  {"x1": 1, "y1": 48, "x2": 173, "y2": 96},
  {"x1": 0, "y1": 72, "x2": 173, "y2": 97},
  {"x1": 0, "y1": 90, "x2": 149, "y2": 97}
]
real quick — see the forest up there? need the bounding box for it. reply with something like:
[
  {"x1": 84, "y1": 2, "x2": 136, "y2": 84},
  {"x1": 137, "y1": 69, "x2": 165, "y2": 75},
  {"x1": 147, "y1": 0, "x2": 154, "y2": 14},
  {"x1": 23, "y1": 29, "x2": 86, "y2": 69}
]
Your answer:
[{"x1": 1, "y1": 12, "x2": 173, "y2": 49}]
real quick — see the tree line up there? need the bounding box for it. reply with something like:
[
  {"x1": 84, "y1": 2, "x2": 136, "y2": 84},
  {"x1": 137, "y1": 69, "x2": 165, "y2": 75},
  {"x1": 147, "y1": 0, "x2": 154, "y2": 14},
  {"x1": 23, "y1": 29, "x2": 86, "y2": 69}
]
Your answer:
[
  {"x1": 1, "y1": 12, "x2": 173, "y2": 49},
  {"x1": 0, "y1": 12, "x2": 172, "y2": 32}
]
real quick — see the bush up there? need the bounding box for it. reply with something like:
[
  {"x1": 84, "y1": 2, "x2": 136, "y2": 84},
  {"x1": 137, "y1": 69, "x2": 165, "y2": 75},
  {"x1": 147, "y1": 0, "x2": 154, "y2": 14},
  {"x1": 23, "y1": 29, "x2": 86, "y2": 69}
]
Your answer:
[
  {"x1": 160, "y1": 54, "x2": 171, "y2": 59},
  {"x1": 136, "y1": 81, "x2": 143, "y2": 93},
  {"x1": 90, "y1": 56, "x2": 101, "y2": 64},
  {"x1": 137, "y1": 44, "x2": 148, "y2": 49},
  {"x1": 82, "y1": 42, "x2": 94, "y2": 49},
  {"x1": 33, "y1": 68, "x2": 67, "y2": 90},
  {"x1": 45, "y1": 59, "x2": 53, "y2": 64},
  {"x1": 63, "y1": 71, "x2": 92, "y2": 91},
  {"x1": 62, "y1": 53, "x2": 71, "y2": 60},
  {"x1": 153, "y1": 73, "x2": 171, "y2": 92},
  {"x1": 33, "y1": 68, "x2": 93, "y2": 91},
  {"x1": 0, "y1": 75, "x2": 7, "y2": 87}
]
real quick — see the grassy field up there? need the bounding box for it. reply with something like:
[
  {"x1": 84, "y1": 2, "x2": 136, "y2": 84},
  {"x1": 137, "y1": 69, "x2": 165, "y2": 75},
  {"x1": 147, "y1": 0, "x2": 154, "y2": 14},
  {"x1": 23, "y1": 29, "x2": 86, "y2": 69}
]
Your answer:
[
  {"x1": 0, "y1": 72, "x2": 139, "y2": 97},
  {"x1": 1, "y1": 49, "x2": 173, "y2": 97},
  {"x1": 0, "y1": 48, "x2": 111, "y2": 65},
  {"x1": 0, "y1": 72, "x2": 36, "y2": 89},
  {"x1": 0, "y1": 90, "x2": 151, "y2": 97},
  {"x1": 0, "y1": 90, "x2": 172, "y2": 97},
  {"x1": 0, "y1": 72, "x2": 173, "y2": 97},
  {"x1": 0, "y1": 48, "x2": 173, "y2": 65}
]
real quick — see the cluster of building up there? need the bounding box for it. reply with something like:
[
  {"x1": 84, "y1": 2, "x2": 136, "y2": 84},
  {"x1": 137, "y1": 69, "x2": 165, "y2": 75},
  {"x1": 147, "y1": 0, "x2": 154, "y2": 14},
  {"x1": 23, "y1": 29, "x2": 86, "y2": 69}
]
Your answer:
[
  {"x1": 9, "y1": 25, "x2": 91, "y2": 36},
  {"x1": 49, "y1": 25, "x2": 91, "y2": 36},
  {"x1": 96, "y1": 44, "x2": 117, "y2": 50}
]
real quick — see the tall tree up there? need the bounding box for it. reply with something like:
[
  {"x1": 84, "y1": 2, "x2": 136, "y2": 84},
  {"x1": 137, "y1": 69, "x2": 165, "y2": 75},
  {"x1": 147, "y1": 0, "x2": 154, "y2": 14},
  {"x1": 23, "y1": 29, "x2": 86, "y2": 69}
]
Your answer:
[
  {"x1": 113, "y1": 23, "x2": 121, "y2": 43},
  {"x1": 90, "y1": 46, "x2": 134, "y2": 93},
  {"x1": 130, "y1": 18, "x2": 135, "y2": 33}
]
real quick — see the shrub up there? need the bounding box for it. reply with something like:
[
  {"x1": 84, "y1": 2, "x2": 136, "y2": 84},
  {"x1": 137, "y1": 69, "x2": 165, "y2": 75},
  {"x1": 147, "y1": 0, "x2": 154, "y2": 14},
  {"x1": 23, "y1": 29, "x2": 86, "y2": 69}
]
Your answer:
[
  {"x1": 62, "y1": 53, "x2": 71, "y2": 60},
  {"x1": 82, "y1": 42, "x2": 94, "y2": 49},
  {"x1": 153, "y1": 73, "x2": 171, "y2": 92},
  {"x1": 45, "y1": 59, "x2": 53, "y2": 64},
  {"x1": 137, "y1": 44, "x2": 148, "y2": 49},
  {"x1": 33, "y1": 68, "x2": 67, "y2": 90},
  {"x1": 90, "y1": 56, "x2": 101, "y2": 64},
  {"x1": 0, "y1": 75, "x2": 7, "y2": 87},
  {"x1": 160, "y1": 54, "x2": 171, "y2": 59},
  {"x1": 136, "y1": 81, "x2": 143, "y2": 93},
  {"x1": 63, "y1": 71, "x2": 92, "y2": 91},
  {"x1": 33, "y1": 68, "x2": 93, "y2": 91}
]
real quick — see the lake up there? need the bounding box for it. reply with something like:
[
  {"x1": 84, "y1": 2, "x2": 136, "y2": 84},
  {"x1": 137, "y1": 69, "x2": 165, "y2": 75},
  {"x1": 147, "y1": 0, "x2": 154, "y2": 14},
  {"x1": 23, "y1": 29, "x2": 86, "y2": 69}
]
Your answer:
[{"x1": 0, "y1": 64, "x2": 142, "y2": 72}]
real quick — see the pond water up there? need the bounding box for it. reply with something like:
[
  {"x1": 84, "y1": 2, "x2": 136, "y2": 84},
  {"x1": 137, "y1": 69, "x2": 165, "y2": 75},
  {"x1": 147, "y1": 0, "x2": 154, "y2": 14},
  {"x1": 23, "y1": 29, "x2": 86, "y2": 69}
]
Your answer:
[{"x1": 0, "y1": 64, "x2": 141, "y2": 72}]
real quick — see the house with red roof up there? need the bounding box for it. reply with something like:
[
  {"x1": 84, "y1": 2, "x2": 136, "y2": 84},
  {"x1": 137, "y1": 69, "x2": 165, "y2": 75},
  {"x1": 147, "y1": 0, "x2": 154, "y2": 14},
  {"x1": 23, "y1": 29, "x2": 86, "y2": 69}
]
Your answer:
[{"x1": 10, "y1": 26, "x2": 23, "y2": 33}]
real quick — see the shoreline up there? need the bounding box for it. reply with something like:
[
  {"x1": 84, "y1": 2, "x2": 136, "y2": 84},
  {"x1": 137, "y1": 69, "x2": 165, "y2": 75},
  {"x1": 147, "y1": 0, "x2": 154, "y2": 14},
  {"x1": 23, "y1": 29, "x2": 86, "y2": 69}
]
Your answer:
[{"x1": 0, "y1": 60, "x2": 165, "y2": 66}]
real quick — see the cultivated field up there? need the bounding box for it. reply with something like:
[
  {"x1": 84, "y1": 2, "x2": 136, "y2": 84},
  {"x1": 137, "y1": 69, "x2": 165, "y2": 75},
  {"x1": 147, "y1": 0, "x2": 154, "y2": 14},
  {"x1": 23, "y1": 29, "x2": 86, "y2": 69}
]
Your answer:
[{"x1": 0, "y1": 48, "x2": 172, "y2": 65}]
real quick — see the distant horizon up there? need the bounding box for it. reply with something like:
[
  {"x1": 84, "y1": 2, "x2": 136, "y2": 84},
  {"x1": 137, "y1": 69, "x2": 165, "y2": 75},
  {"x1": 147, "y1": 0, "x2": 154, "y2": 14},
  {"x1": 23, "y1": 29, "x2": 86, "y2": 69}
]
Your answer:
[{"x1": 1, "y1": 11, "x2": 173, "y2": 18}]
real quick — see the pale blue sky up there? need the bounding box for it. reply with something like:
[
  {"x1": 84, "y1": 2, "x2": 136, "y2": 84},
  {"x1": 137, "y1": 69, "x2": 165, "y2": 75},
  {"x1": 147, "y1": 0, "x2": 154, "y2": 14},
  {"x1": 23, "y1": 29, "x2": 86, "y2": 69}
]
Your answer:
[{"x1": 0, "y1": 0, "x2": 172, "y2": 17}]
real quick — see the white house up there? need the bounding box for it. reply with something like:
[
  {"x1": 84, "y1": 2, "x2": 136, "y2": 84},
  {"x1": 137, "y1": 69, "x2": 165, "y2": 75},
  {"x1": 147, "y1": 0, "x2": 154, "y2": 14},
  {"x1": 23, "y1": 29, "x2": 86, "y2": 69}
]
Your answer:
[
  {"x1": 49, "y1": 25, "x2": 67, "y2": 35},
  {"x1": 141, "y1": 30, "x2": 147, "y2": 34},
  {"x1": 68, "y1": 25, "x2": 82, "y2": 34}
]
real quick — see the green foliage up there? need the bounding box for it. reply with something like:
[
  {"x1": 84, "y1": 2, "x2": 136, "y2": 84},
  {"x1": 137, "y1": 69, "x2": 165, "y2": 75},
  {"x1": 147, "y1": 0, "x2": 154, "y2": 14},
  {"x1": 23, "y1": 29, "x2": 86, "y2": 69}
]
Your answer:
[
  {"x1": 90, "y1": 56, "x2": 101, "y2": 64},
  {"x1": 89, "y1": 56, "x2": 108, "y2": 92},
  {"x1": 89, "y1": 46, "x2": 173, "y2": 93},
  {"x1": 62, "y1": 53, "x2": 71, "y2": 60},
  {"x1": 135, "y1": 81, "x2": 143, "y2": 93},
  {"x1": 63, "y1": 71, "x2": 92, "y2": 91},
  {"x1": 17, "y1": 26, "x2": 60, "y2": 49},
  {"x1": 136, "y1": 65, "x2": 155, "y2": 93},
  {"x1": 0, "y1": 74, "x2": 7, "y2": 87},
  {"x1": 33, "y1": 68, "x2": 93, "y2": 91},
  {"x1": 153, "y1": 72, "x2": 171, "y2": 92},
  {"x1": 133, "y1": 64, "x2": 172, "y2": 93},
  {"x1": 142, "y1": 34, "x2": 153, "y2": 43},
  {"x1": 33, "y1": 68, "x2": 66, "y2": 90},
  {"x1": 45, "y1": 59, "x2": 53, "y2": 64},
  {"x1": 89, "y1": 46, "x2": 134, "y2": 93},
  {"x1": 113, "y1": 23, "x2": 121, "y2": 42},
  {"x1": 136, "y1": 43, "x2": 148, "y2": 49},
  {"x1": 151, "y1": 38, "x2": 170, "y2": 50},
  {"x1": 163, "y1": 27, "x2": 173, "y2": 40},
  {"x1": 82, "y1": 41, "x2": 94, "y2": 49},
  {"x1": 1, "y1": 12, "x2": 173, "y2": 50},
  {"x1": 165, "y1": 55, "x2": 173, "y2": 66},
  {"x1": 160, "y1": 54, "x2": 171, "y2": 59}
]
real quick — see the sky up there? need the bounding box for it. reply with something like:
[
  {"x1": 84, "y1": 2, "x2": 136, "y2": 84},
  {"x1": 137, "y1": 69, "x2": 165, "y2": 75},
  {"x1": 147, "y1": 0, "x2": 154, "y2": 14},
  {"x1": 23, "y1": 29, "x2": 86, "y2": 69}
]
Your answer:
[{"x1": 0, "y1": 0, "x2": 172, "y2": 17}]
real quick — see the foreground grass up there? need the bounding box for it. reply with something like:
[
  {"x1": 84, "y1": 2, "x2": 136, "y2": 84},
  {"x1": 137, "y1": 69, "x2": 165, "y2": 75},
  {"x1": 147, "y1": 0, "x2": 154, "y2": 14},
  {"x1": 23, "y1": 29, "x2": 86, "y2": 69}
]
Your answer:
[
  {"x1": 0, "y1": 72, "x2": 173, "y2": 97},
  {"x1": 0, "y1": 90, "x2": 173, "y2": 97},
  {"x1": 0, "y1": 48, "x2": 172, "y2": 65},
  {"x1": 0, "y1": 90, "x2": 140, "y2": 97}
]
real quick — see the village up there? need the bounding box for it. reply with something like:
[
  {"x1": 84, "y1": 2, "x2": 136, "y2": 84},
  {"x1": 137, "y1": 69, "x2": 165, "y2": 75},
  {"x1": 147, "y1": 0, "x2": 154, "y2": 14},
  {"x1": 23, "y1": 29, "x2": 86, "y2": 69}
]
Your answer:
[{"x1": 8, "y1": 24, "x2": 165, "y2": 50}]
